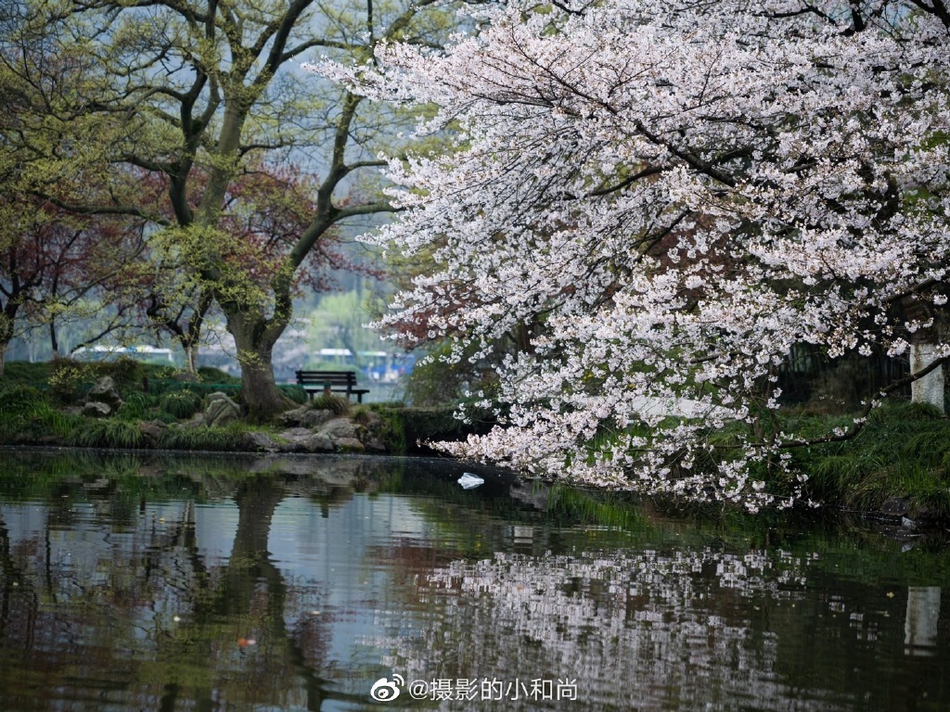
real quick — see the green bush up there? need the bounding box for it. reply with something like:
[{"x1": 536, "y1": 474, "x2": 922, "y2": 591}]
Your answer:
[
  {"x1": 116, "y1": 392, "x2": 159, "y2": 421},
  {"x1": 48, "y1": 360, "x2": 96, "y2": 403},
  {"x1": 0, "y1": 383, "x2": 44, "y2": 413},
  {"x1": 309, "y1": 393, "x2": 351, "y2": 415},
  {"x1": 197, "y1": 366, "x2": 240, "y2": 383},
  {"x1": 158, "y1": 424, "x2": 248, "y2": 451},
  {"x1": 159, "y1": 390, "x2": 203, "y2": 419},
  {"x1": 357, "y1": 404, "x2": 407, "y2": 453},
  {"x1": 67, "y1": 419, "x2": 145, "y2": 449}
]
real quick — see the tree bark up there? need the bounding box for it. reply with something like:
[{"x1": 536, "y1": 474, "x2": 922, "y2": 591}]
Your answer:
[
  {"x1": 226, "y1": 308, "x2": 288, "y2": 421},
  {"x1": 910, "y1": 342, "x2": 945, "y2": 413}
]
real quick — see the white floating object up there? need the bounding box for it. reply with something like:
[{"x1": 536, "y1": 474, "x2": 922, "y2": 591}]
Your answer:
[{"x1": 457, "y1": 472, "x2": 485, "y2": 490}]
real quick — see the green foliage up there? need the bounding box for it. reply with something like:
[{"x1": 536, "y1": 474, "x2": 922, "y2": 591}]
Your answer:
[
  {"x1": 158, "y1": 424, "x2": 248, "y2": 451},
  {"x1": 790, "y1": 402, "x2": 950, "y2": 519},
  {"x1": 67, "y1": 419, "x2": 145, "y2": 449},
  {"x1": 358, "y1": 404, "x2": 407, "y2": 453},
  {"x1": 48, "y1": 360, "x2": 96, "y2": 403},
  {"x1": 116, "y1": 392, "x2": 158, "y2": 421},
  {"x1": 403, "y1": 344, "x2": 480, "y2": 406},
  {"x1": 197, "y1": 366, "x2": 240, "y2": 383},
  {"x1": 159, "y1": 390, "x2": 203, "y2": 420},
  {"x1": 1, "y1": 360, "x2": 55, "y2": 384},
  {"x1": 399, "y1": 405, "x2": 495, "y2": 452},
  {"x1": 92, "y1": 357, "x2": 148, "y2": 391},
  {"x1": 309, "y1": 393, "x2": 351, "y2": 415},
  {"x1": 0, "y1": 383, "x2": 44, "y2": 412},
  {"x1": 281, "y1": 385, "x2": 309, "y2": 405}
]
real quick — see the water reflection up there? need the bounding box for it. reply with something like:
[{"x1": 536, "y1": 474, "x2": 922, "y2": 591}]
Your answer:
[{"x1": 0, "y1": 450, "x2": 947, "y2": 711}]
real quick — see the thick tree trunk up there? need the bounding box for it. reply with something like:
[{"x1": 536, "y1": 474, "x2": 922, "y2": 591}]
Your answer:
[
  {"x1": 226, "y1": 308, "x2": 288, "y2": 421},
  {"x1": 0, "y1": 341, "x2": 6, "y2": 378}
]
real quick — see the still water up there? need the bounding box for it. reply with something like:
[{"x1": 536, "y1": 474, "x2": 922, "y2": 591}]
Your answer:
[{"x1": 0, "y1": 449, "x2": 947, "y2": 711}]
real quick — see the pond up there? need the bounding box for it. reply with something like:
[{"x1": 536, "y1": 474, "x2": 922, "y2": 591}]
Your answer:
[{"x1": 0, "y1": 449, "x2": 947, "y2": 711}]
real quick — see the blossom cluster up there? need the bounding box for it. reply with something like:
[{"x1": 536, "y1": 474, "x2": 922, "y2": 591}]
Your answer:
[{"x1": 312, "y1": 0, "x2": 950, "y2": 508}]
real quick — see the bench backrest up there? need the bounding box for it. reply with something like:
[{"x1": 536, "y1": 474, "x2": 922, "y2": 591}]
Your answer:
[{"x1": 295, "y1": 370, "x2": 358, "y2": 387}]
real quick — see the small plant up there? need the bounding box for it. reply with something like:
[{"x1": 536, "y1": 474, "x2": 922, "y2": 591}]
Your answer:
[
  {"x1": 159, "y1": 390, "x2": 203, "y2": 420},
  {"x1": 158, "y1": 423, "x2": 248, "y2": 451},
  {"x1": 68, "y1": 419, "x2": 145, "y2": 449},
  {"x1": 116, "y1": 392, "x2": 158, "y2": 421},
  {"x1": 0, "y1": 384, "x2": 43, "y2": 413},
  {"x1": 310, "y1": 393, "x2": 351, "y2": 415},
  {"x1": 48, "y1": 360, "x2": 95, "y2": 403}
]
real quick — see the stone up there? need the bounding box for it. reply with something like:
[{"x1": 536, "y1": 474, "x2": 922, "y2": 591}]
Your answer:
[
  {"x1": 81, "y1": 401, "x2": 112, "y2": 418},
  {"x1": 300, "y1": 409, "x2": 334, "y2": 428},
  {"x1": 279, "y1": 405, "x2": 310, "y2": 427},
  {"x1": 319, "y1": 417, "x2": 362, "y2": 441},
  {"x1": 244, "y1": 431, "x2": 278, "y2": 452},
  {"x1": 332, "y1": 436, "x2": 365, "y2": 452},
  {"x1": 86, "y1": 376, "x2": 123, "y2": 410},
  {"x1": 303, "y1": 432, "x2": 335, "y2": 452},
  {"x1": 139, "y1": 420, "x2": 167, "y2": 448},
  {"x1": 204, "y1": 392, "x2": 242, "y2": 428}
]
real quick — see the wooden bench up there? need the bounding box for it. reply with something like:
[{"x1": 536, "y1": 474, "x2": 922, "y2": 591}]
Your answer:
[{"x1": 295, "y1": 370, "x2": 370, "y2": 403}]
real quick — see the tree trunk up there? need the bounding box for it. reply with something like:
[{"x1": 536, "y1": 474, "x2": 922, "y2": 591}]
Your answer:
[
  {"x1": 183, "y1": 344, "x2": 199, "y2": 374},
  {"x1": 0, "y1": 341, "x2": 6, "y2": 378},
  {"x1": 226, "y1": 308, "x2": 288, "y2": 421},
  {"x1": 910, "y1": 342, "x2": 945, "y2": 413}
]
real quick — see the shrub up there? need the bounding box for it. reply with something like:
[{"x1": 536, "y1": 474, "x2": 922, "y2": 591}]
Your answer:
[
  {"x1": 48, "y1": 360, "x2": 96, "y2": 404},
  {"x1": 67, "y1": 419, "x2": 145, "y2": 449},
  {"x1": 158, "y1": 424, "x2": 248, "y2": 451},
  {"x1": 116, "y1": 392, "x2": 159, "y2": 421},
  {"x1": 0, "y1": 384, "x2": 44, "y2": 413},
  {"x1": 309, "y1": 393, "x2": 351, "y2": 415},
  {"x1": 159, "y1": 390, "x2": 203, "y2": 420}
]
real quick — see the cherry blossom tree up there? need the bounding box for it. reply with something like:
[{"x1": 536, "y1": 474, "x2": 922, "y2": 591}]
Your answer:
[{"x1": 316, "y1": 0, "x2": 950, "y2": 508}]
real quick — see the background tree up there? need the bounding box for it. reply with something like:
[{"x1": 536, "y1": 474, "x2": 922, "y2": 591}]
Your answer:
[
  {"x1": 319, "y1": 0, "x2": 950, "y2": 508},
  {"x1": 7, "y1": 0, "x2": 456, "y2": 419}
]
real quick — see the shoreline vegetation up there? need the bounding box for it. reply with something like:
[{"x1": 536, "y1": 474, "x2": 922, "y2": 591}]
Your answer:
[{"x1": 1, "y1": 359, "x2": 949, "y2": 530}]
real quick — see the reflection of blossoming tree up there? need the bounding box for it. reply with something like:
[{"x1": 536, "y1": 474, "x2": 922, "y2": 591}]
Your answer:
[{"x1": 370, "y1": 548, "x2": 844, "y2": 711}]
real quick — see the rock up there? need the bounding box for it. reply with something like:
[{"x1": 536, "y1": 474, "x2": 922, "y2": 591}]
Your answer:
[
  {"x1": 279, "y1": 405, "x2": 334, "y2": 429},
  {"x1": 332, "y1": 437, "x2": 365, "y2": 452},
  {"x1": 139, "y1": 420, "x2": 167, "y2": 447},
  {"x1": 303, "y1": 432, "x2": 335, "y2": 452},
  {"x1": 276, "y1": 427, "x2": 318, "y2": 453},
  {"x1": 881, "y1": 497, "x2": 910, "y2": 517},
  {"x1": 319, "y1": 417, "x2": 362, "y2": 441},
  {"x1": 279, "y1": 405, "x2": 310, "y2": 427},
  {"x1": 82, "y1": 401, "x2": 112, "y2": 418},
  {"x1": 204, "y1": 392, "x2": 242, "y2": 428},
  {"x1": 244, "y1": 431, "x2": 278, "y2": 452},
  {"x1": 301, "y1": 409, "x2": 335, "y2": 428},
  {"x1": 86, "y1": 376, "x2": 123, "y2": 410},
  {"x1": 362, "y1": 436, "x2": 387, "y2": 453}
]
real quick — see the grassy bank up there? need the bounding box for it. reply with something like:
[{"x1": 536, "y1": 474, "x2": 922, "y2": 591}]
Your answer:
[
  {"x1": 786, "y1": 401, "x2": 950, "y2": 522},
  {"x1": 2, "y1": 360, "x2": 949, "y2": 522}
]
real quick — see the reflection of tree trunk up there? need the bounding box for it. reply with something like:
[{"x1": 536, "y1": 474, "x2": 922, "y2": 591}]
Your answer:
[
  {"x1": 904, "y1": 586, "x2": 941, "y2": 656},
  {"x1": 0, "y1": 513, "x2": 38, "y2": 651},
  {"x1": 214, "y1": 476, "x2": 286, "y2": 617}
]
